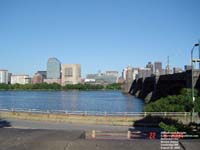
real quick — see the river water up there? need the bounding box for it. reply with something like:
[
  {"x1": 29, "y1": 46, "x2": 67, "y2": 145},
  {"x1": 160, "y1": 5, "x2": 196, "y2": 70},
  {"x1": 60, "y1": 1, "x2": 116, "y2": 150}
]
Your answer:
[{"x1": 0, "y1": 91, "x2": 144, "y2": 112}]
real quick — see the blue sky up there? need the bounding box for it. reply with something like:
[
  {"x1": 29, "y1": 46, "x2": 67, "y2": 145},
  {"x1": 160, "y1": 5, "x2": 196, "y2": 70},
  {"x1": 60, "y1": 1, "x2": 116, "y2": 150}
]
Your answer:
[{"x1": 0, "y1": 0, "x2": 200, "y2": 77}]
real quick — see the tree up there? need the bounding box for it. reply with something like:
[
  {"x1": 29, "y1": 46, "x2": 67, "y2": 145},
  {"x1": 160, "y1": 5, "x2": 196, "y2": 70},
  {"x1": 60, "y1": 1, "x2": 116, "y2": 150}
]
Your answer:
[{"x1": 144, "y1": 88, "x2": 200, "y2": 113}]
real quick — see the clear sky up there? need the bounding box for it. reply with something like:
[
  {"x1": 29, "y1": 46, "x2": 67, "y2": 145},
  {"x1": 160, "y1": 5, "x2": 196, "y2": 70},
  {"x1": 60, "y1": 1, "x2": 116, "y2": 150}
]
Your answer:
[{"x1": 0, "y1": 0, "x2": 200, "y2": 77}]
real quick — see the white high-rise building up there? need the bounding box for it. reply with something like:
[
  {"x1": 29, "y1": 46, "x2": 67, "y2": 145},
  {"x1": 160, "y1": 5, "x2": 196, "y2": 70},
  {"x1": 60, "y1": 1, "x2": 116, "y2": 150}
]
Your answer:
[
  {"x1": 0, "y1": 70, "x2": 8, "y2": 84},
  {"x1": 11, "y1": 75, "x2": 30, "y2": 84}
]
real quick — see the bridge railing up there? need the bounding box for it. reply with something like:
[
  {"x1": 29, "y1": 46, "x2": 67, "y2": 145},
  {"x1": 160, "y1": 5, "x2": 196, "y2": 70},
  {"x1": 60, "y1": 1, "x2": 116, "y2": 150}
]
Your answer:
[{"x1": 0, "y1": 108, "x2": 192, "y2": 117}]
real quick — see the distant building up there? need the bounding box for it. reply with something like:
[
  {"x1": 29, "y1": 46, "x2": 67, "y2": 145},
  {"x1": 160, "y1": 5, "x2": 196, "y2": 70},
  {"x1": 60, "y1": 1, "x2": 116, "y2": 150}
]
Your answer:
[
  {"x1": 32, "y1": 73, "x2": 43, "y2": 84},
  {"x1": 161, "y1": 69, "x2": 166, "y2": 75},
  {"x1": 122, "y1": 68, "x2": 128, "y2": 80},
  {"x1": 87, "y1": 73, "x2": 99, "y2": 79},
  {"x1": 11, "y1": 75, "x2": 30, "y2": 84},
  {"x1": 36, "y1": 71, "x2": 47, "y2": 79},
  {"x1": 165, "y1": 65, "x2": 173, "y2": 74},
  {"x1": 154, "y1": 62, "x2": 162, "y2": 75},
  {"x1": 105, "y1": 71, "x2": 119, "y2": 82},
  {"x1": 86, "y1": 70, "x2": 118, "y2": 85},
  {"x1": 138, "y1": 68, "x2": 151, "y2": 78},
  {"x1": 43, "y1": 79, "x2": 61, "y2": 84},
  {"x1": 105, "y1": 71, "x2": 118, "y2": 77},
  {"x1": 117, "y1": 77, "x2": 125, "y2": 84},
  {"x1": 0, "y1": 70, "x2": 8, "y2": 84},
  {"x1": 173, "y1": 67, "x2": 183, "y2": 74},
  {"x1": 184, "y1": 65, "x2": 192, "y2": 71},
  {"x1": 146, "y1": 62, "x2": 153, "y2": 74},
  {"x1": 8, "y1": 73, "x2": 12, "y2": 84},
  {"x1": 84, "y1": 78, "x2": 96, "y2": 83},
  {"x1": 132, "y1": 68, "x2": 139, "y2": 80},
  {"x1": 47, "y1": 57, "x2": 61, "y2": 79},
  {"x1": 61, "y1": 64, "x2": 81, "y2": 85},
  {"x1": 122, "y1": 66, "x2": 139, "y2": 81},
  {"x1": 126, "y1": 66, "x2": 134, "y2": 83}
]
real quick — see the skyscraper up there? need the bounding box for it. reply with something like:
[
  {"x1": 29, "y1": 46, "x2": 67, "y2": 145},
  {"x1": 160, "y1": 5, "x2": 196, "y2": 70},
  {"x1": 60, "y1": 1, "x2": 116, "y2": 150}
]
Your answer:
[
  {"x1": 138, "y1": 68, "x2": 151, "y2": 78},
  {"x1": 146, "y1": 62, "x2": 153, "y2": 74},
  {"x1": 154, "y1": 62, "x2": 162, "y2": 75},
  {"x1": 61, "y1": 64, "x2": 81, "y2": 85},
  {"x1": 165, "y1": 65, "x2": 173, "y2": 75},
  {"x1": 47, "y1": 57, "x2": 61, "y2": 79}
]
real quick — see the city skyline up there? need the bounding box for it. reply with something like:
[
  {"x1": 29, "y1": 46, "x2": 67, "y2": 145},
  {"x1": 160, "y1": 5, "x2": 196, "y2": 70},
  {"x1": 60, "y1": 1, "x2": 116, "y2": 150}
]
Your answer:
[
  {"x1": 0, "y1": 0, "x2": 200, "y2": 77},
  {"x1": 0, "y1": 57, "x2": 192, "y2": 79}
]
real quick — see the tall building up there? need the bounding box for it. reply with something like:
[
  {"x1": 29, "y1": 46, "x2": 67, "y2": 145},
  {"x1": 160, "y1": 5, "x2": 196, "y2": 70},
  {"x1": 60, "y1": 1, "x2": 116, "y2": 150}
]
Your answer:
[
  {"x1": 154, "y1": 62, "x2": 162, "y2": 75},
  {"x1": 146, "y1": 62, "x2": 153, "y2": 74},
  {"x1": 11, "y1": 75, "x2": 30, "y2": 84},
  {"x1": 122, "y1": 68, "x2": 128, "y2": 80},
  {"x1": 61, "y1": 64, "x2": 81, "y2": 85},
  {"x1": 47, "y1": 57, "x2": 61, "y2": 79},
  {"x1": 138, "y1": 68, "x2": 151, "y2": 78},
  {"x1": 132, "y1": 68, "x2": 139, "y2": 80},
  {"x1": 122, "y1": 66, "x2": 139, "y2": 81},
  {"x1": 165, "y1": 65, "x2": 173, "y2": 75},
  {"x1": 126, "y1": 66, "x2": 134, "y2": 82},
  {"x1": 0, "y1": 70, "x2": 8, "y2": 84}
]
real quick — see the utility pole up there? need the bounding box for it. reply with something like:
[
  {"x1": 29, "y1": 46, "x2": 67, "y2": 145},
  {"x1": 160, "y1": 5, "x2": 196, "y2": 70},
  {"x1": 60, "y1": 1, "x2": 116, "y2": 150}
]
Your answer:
[{"x1": 191, "y1": 43, "x2": 200, "y2": 122}]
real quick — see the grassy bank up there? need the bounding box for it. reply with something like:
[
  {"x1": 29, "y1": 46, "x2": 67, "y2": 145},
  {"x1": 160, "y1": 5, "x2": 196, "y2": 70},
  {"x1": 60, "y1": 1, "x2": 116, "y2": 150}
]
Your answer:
[{"x1": 0, "y1": 111, "x2": 134, "y2": 126}]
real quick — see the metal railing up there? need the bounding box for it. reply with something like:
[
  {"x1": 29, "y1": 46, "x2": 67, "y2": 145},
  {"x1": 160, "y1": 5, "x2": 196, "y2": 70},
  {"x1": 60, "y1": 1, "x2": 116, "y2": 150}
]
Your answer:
[{"x1": 0, "y1": 108, "x2": 191, "y2": 117}]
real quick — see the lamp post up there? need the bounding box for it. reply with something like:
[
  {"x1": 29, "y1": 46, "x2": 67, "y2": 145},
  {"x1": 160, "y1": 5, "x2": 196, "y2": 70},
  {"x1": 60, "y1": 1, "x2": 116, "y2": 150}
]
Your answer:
[{"x1": 191, "y1": 43, "x2": 199, "y2": 122}]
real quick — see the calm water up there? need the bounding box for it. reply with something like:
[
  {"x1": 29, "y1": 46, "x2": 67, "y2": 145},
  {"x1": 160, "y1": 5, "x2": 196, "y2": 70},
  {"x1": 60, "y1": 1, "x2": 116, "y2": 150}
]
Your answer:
[{"x1": 0, "y1": 91, "x2": 144, "y2": 112}]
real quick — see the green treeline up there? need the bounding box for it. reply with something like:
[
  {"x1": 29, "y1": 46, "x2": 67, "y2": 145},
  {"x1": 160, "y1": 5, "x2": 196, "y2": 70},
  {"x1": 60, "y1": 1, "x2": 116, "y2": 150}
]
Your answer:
[
  {"x1": 144, "y1": 88, "x2": 200, "y2": 113},
  {"x1": 0, "y1": 83, "x2": 122, "y2": 91}
]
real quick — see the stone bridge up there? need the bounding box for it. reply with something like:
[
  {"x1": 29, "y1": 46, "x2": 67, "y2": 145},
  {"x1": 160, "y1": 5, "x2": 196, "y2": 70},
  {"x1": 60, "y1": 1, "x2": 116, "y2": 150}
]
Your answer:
[{"x1": 123, "y1": 70, "x2": 200, "y2": 103}]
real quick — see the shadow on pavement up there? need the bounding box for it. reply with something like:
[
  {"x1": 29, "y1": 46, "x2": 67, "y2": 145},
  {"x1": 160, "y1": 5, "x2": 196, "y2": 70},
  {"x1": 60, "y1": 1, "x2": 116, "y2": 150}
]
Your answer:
[
  {"x1": 0, "y1": 118, "x2": 11, "y2": 128},
  {"x1": 133, "y1": 115, "x2": 179, "y2": 127},
  {"x1": 129, "y1": 115, "x2": 176, "y2": 139}
]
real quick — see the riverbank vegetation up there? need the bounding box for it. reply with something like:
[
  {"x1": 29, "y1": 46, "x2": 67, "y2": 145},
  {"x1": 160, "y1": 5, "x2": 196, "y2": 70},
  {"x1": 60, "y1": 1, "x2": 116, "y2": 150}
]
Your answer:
[
  {"x1": 144, "y1": 88, "x2": 200, "y2": 113},
  {"x1": 0, "y1": 83, "x2": 122, "y2": 91}
]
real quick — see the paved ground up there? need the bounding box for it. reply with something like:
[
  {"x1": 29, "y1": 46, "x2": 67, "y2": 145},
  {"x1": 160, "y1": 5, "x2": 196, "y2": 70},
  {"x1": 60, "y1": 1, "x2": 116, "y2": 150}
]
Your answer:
[
  {"x1": 0, "y1": 118, "x2": 200, "y2": 150},
  {"x1": 4, "y1": 118, "x2": 129, "y2": 131},
  {"x1": 1, "y1": 128, "x2": 200, "y2": 150},
  {"x1": 0, "y1": 128, "x2": 160, "y2": 150}
]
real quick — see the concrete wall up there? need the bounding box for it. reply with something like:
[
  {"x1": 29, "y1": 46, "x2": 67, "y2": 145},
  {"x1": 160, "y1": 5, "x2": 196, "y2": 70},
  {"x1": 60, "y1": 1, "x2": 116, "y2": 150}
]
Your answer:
[{"x1": 127, "y1": 70, "x2": 200, "y2": 103}]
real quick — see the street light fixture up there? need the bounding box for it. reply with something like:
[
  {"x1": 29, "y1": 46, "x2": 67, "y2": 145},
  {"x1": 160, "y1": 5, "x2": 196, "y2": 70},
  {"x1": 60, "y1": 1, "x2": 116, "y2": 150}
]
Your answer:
[{"x1": 191, "y1": 43, "x2": 199, "y2": 122}]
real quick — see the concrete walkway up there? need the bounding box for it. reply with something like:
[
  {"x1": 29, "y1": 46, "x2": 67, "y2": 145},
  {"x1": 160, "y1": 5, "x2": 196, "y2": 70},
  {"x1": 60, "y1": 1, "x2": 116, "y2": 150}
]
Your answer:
[
  {"x1": 1, "y1": 128, "x2": 200, "y2": 150},
  {"x1": 5, "y1": 118, "x2": 130, "y2": 131},
  {"x1": 0, "y1": 118, "x2": 200, "y2": 150}
]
